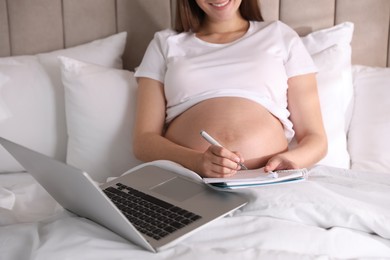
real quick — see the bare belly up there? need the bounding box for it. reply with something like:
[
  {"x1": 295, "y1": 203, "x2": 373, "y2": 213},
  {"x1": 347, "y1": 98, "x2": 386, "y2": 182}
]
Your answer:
[{"x1": 164, "y1": 97, "x2": 288, "y2": 169}]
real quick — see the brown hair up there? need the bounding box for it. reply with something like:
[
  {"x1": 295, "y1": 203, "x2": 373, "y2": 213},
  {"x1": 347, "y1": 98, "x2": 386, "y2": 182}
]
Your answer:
[{"x1": 174, "y1": 0, "x2": 263, "y2": 33}]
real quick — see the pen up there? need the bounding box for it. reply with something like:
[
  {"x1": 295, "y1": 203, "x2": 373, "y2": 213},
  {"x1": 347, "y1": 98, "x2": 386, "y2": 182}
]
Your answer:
[{"x1": 200, "y1": 130, "x2": 248, "y2": 170}]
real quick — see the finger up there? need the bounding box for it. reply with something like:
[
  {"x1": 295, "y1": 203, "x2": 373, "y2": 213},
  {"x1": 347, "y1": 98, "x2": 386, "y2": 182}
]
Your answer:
[
  {"x1": 200, "y1": 159, "x2": 238, "y2": 178},
  {"x1": 232, "y1": 151, "x2": 245, "y2": 164},
  {"x1": 210, "y1": 165, "x2": 238, "y2": 178},
  {"x1": 265, "y1": 157, "x2": 298, "y2": 172},
  {"x1": 201, "y1": 148, "x2": 239, "y2": 177},
  {"x1": 209, "y1": 145, "x2": 242, "y2": 167},
  {"x1": 264, "y1": 158, "x2": 280, "y2": 172}
]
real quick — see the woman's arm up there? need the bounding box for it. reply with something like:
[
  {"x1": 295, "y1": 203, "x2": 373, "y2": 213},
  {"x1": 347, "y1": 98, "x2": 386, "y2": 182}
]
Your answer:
[
  {"x1": 264, "y1": 73, "x2": 327, "y2": 171},
  {"x1": 132, "y1": 77, "x2": 242, "y2": 177}
]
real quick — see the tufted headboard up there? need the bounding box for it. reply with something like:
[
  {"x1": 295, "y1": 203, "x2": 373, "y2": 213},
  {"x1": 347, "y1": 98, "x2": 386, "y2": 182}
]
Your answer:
[{"x1": 0, "y1": 0, "x2": 389, "y2": 70}]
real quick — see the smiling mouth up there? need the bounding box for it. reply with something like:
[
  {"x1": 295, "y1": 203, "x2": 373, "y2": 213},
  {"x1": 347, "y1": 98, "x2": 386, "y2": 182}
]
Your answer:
[{"x1": 210, "y1": 0, "x2": 230, "y2": 8}]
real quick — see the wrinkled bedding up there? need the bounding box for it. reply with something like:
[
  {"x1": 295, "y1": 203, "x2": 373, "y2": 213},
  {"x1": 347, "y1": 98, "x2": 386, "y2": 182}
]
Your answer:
[{"x1": 1, "y1": 165, "x2": 390, "y2": 259}]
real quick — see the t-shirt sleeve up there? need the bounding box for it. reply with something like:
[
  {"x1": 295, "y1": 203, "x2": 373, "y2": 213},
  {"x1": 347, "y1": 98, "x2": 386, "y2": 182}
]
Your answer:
[
  {"x1": 280, "y1": 22, "x2": 318, "y2": 78},
  {"x1": 134, "y1": 31, "x2": 170, "y2": 83}
]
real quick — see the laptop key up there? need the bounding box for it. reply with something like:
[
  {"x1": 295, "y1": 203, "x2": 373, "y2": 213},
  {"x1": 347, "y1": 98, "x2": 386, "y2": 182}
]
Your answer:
[
  {"x1": 142, "y1": 194, "x2": 174, "y2": 210},
  {"x1": 170, "y1": 221, "x2": 185, "y2": 229},
  {"x1": 164, "y1": 226, "x2": 176, "y2": 233}
]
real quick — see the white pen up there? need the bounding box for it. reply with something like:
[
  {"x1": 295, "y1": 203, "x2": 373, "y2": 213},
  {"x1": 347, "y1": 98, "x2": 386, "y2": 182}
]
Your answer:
[{"x1": 200, "y1": 130, "x2": 248, "y2": 170}]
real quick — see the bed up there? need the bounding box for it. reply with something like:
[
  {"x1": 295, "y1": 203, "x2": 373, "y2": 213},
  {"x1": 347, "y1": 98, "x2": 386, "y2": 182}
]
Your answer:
[{"x1": 1, "y1": 0, "x2": 390, "y2": 259}]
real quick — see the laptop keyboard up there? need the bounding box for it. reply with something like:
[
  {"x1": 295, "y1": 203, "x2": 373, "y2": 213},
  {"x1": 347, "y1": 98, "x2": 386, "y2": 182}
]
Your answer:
[{"x1": 103, "y1": 183, "x2": 202, "y2": 240}]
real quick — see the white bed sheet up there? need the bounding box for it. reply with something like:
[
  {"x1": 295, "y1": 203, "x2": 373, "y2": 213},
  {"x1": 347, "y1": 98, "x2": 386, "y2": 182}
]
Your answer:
[{"x1": 1, "y1": 165, "x2": 390, "y2": 259}]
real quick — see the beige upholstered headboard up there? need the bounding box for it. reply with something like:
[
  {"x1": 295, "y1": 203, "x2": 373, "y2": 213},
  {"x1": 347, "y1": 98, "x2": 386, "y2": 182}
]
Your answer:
[{"x1": 0, "y1": 0, "x2": 389, "y2": 70}]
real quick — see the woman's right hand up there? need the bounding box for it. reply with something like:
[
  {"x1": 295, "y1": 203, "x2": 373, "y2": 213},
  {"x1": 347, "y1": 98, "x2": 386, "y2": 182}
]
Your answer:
[{"x1": 196, "y1": 145, "x2": 244, "y2": 178}]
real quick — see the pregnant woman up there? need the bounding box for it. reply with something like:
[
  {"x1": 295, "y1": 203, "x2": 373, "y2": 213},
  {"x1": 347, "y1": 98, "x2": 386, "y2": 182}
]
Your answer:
[{"x1": 133, "y1": 0, "x2": 327, "y2": 178}]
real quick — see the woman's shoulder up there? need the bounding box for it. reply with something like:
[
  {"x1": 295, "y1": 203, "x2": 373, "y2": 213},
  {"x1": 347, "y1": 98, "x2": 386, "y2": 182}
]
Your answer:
[
  {"x1": 152, "y1": 28, "x2": 192, "y2": 46},
  {"x1": 153, "y1": 28, "x2": 178, "y2": 40}
]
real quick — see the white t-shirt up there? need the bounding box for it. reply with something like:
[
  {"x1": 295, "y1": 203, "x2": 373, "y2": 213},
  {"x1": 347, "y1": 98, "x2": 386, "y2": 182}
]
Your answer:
[{"x1": 134, "y1": 21, "x2": 317, "y2": 141}]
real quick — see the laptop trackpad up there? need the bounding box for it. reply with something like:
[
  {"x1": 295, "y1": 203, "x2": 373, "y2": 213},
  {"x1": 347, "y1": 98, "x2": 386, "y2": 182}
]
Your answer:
[{"x1": 151, "y1": 177, "x2": 204, "y2": 202}]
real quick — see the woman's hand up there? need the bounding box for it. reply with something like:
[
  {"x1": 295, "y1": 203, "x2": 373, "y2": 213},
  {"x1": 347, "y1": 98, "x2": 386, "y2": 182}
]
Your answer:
[
  {"x1": 264, "y1": 154, "x2": 299, "y2": 172},
  {"x1": 197, "y1": 145, "x2": 244, "y2": 178}
]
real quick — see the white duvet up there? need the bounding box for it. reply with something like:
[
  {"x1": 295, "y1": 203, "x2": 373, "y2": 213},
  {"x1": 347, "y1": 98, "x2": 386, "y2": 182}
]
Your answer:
[{"x1": 1, "y1": 165, "x2": 390, "y2": 260}]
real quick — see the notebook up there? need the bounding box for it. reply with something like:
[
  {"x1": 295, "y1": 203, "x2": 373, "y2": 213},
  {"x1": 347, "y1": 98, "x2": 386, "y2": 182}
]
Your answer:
[
  {"x1": 0, "y1": 137, "x2": 248, "y2": 252},
  {"x1": 203, "y1": 168, "x2": 308, "y2": 189}
]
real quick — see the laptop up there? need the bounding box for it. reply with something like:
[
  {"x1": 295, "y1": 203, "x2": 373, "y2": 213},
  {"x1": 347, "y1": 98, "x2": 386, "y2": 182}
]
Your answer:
[{"x1": 0, "y1": 137, "x2": 248, "y2": 252}]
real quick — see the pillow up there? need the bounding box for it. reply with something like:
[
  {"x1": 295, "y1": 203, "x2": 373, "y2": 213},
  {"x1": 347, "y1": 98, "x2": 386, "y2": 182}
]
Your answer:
[
  {"x1": 60, "y1": 57, "x2": 142, "y2": 182},
  {"x1": 299, "y1": 22, "x2": 354, "y2": 169},
  {"x1": 349, "y1": 65, "x2": 390, "y2": 173},
  {"x1": 0, "y1": 32, "x2": 127, "y2": 173}
]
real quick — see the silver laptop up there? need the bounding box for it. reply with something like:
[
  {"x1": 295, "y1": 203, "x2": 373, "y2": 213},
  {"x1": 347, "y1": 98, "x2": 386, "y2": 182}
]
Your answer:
[{"x1": 0, "y1": 137, "x2": 248, "y2": 252}]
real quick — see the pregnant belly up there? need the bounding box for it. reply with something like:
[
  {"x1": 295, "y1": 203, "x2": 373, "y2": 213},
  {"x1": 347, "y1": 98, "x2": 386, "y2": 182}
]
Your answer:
[{"x1": 164, "y1": 97, "x2": 288, "y2": 169}]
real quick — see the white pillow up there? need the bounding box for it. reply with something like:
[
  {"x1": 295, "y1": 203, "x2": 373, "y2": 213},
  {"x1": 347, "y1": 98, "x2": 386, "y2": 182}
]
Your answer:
[
  {"x1": 299, "y1": 22, "x2": 354, "y2": 169},
  {"x1": 60, "y1": 57, "x2": 142, "y2": 182},
  {"x1": 0, "y1": 32, "x2": 127, "y2": 173},
  {"x1": 349, "y1": 65, "x2": 390, "y2": 173}
]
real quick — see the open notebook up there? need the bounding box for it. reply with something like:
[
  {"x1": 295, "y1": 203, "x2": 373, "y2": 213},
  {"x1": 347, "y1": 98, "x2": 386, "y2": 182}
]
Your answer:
[{"x1": 203, "y1": 168, "x2": 308, "y2": 189}]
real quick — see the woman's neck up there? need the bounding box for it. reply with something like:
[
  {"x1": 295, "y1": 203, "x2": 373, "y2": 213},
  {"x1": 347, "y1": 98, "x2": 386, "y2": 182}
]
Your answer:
[
  {"x1": 196, "y1": 17, "x2": 249, "y2": 44},
  {"x1": 199, "y1": 15, "x2": 248, "y2": 34}
]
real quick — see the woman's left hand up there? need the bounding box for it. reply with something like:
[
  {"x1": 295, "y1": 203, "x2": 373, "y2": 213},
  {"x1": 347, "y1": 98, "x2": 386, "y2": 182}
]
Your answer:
[{"x1": 264, "y1": 154, "x2": 299, "y2": 172}]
